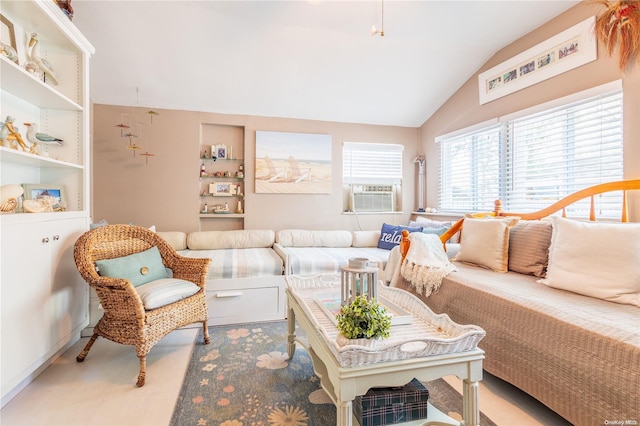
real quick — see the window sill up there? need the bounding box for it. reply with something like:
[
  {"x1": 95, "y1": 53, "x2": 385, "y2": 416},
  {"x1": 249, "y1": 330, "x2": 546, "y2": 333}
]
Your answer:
[
  {"x1": 342, "y1": 211, "x2": 403, "y2": 215},
  {"x1": 412, "y1": 211, "x2": 465, "y2": 220}
]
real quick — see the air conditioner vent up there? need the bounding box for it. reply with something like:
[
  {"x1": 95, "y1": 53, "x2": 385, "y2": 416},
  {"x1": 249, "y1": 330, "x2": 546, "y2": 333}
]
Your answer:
[{"x1": 351, "y1": 191, "x2": 394, "y2": 212}]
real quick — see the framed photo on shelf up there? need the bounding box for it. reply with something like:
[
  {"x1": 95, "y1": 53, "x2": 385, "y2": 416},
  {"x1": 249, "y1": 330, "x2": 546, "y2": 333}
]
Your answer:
[
  {"x1": 209, "y1": 182, "x2": 233, "y2": 196},
  {"x1": 1, "y1": 13, "x2": 19, "y2": 65},
  {"x1": 216, "y1": 144, "x2": 227, "y2": 160},
  {"x1": 22, "y1": 184, "x2": 65, "y2": 205}
]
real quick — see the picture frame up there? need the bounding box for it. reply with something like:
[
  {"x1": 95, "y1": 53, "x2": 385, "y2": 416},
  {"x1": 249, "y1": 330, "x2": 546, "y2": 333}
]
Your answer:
[
  {"x1": 209, "y1": 182, "x2": 233, "y2": 196},
  {"x1": 22, "y1": 184, "x2": 65, "y2": 205},
  {"x1": 1, "y1": 13, "x2": 19, "y2": 65},
  {"x1": 255, "y1": 130, "x2": 332, "y2": 194},
  {"x1": 478, "y1": 16, "x2": 596, "y2": 105},
  {"x1": 216, "y1": 144, "x2": 227, "y2": 160}
]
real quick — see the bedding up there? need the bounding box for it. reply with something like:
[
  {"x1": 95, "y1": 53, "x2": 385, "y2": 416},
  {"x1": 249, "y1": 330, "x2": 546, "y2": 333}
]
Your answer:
[
  {"x1": 397, "y1": 180, "x2": 640, "y2": 425},
  {"x1": 395, "y1": 263, "x2": 640, "y2": 426}
]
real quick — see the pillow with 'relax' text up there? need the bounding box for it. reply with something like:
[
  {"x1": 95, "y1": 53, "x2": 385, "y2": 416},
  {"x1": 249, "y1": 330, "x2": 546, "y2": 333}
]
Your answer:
[{"x1": 377, "y1": 223, "x2": 422, "y2": 250}]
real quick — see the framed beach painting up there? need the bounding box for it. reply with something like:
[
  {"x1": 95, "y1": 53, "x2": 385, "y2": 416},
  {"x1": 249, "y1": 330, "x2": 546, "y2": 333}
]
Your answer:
[{"x1": 255, "y1": 131, "x2": 332, "y2": 194}]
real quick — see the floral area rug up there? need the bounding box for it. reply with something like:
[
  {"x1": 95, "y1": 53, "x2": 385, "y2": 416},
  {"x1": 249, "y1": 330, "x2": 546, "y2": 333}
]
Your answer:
[{"x1": 170, "y1": 320, "x2": 497, "y2": 426}]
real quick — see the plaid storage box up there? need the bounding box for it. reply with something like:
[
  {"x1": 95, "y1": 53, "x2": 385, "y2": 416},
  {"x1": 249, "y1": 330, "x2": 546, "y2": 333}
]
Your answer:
[{"x1": 353, "y1": 378, "x2": 429, "y2": 426}]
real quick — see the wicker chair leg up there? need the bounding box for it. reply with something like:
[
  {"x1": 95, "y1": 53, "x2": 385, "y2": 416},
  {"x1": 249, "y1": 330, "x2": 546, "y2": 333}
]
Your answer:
[
  {"x1": 202, "y1": 320, "x2": 210, "y2": 344},
  {"x1": 76, "y1": 333, "x2": 99, "y2": 362},
  {"x1": 136, "y1": 356, "x2": 146, "y2": 387}
]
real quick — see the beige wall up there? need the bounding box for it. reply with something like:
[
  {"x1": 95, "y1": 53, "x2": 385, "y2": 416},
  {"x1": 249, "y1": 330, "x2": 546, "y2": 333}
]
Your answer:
[
  {"x1": 92, "y1": 2, "x2": 640, "y2": 231},
  {"x1": 420, "y1": 3, "x2": 640, "y2": 219},
  {"x1": 91, "y1": 106, "x2": 419, "y2": 232}
]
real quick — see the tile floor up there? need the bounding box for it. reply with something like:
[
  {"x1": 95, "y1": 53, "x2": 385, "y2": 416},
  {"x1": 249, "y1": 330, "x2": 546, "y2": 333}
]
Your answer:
[{"x1": 0, "y1": 326, "x2": 572, "y2": 426}]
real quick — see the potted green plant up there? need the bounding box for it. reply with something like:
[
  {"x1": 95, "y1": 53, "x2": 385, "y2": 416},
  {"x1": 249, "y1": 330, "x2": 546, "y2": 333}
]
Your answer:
[{"x1": 336, "y1": 295, "x2": 392, "y2": 346}]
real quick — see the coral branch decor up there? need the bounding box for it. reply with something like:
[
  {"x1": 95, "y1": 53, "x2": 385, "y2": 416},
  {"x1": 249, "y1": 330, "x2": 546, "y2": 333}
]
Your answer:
[{"x1": 592, "y1": 0, "x2": 640, "y2": 70}]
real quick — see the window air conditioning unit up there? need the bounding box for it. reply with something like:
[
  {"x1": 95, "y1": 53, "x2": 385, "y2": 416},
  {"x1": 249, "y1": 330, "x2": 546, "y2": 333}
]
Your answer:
[{"x1": 350, "y1": 185, "x2": 394, "y2": 212}]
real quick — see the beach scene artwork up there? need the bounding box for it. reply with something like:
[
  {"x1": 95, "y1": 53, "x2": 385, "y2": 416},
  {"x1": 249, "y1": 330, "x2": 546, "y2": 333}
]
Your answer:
[{"x1": 255, "y1": 130, "x2": 332, "y2": 194}]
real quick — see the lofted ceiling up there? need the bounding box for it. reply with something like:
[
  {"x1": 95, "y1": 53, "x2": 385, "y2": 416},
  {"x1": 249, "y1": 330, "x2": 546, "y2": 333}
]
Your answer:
[{"x1": 73, "y1": 0, "x2": 580, "y2": 127}]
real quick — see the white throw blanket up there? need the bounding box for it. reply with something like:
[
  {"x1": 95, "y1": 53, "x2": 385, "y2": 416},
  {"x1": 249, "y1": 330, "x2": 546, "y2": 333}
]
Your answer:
[{"x1": 398, "y1": 232, "x2": 456, "y2": 297}]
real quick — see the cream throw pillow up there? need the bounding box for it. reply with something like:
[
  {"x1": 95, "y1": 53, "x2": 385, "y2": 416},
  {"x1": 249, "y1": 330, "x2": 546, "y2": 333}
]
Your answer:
[
  {"x1": 455, "y1": 216, "x2": 519, "y2": 272},
  {"x1": 539, "y1": 217, "x2": 640, "y2": 307}
]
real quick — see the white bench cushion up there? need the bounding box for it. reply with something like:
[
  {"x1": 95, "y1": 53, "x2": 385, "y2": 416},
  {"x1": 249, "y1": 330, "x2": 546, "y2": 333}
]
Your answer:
[
  {"x1": 179, "y1": 248, "x2": 283, "y2": 279},
  {"x1": 282, "y1": 246, "x2": 390, "y2": 275},
  {"x1": 136, "y1": 278, "x2": 200, "y2": 310}
]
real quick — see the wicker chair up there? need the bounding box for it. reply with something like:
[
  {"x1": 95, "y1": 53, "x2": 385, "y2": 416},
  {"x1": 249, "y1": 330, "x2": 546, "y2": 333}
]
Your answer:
[{"x1": 73, "y1": 224, "x2": 211, "y2": 387}]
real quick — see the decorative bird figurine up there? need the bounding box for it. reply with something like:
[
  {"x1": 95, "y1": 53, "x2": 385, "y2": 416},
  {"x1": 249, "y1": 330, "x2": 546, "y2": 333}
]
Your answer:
[
  {"x1": 24, "y1": 123, "x2": 63, "y2": 146},
  {"x1": 28, "y1": 33, "x2": 59, "y2": 85}
]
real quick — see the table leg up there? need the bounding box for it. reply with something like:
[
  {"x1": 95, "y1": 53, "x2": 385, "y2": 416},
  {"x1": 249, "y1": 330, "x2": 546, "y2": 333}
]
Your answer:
[
  {"x1": 462, "y1": 379, "x2": 479, "y2": 426},
  {"x1": 336, "y1": 399, "x2": 353, "y2": 426},
  {"x1": 287, "y1": 307, "x2": 296, "y2": 359}
]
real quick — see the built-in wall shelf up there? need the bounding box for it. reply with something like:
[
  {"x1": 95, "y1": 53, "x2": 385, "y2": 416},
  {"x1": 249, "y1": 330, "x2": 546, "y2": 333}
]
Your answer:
[
  {"x1": 199, "y1": 213, "x2": 245, "y2": 218},
  {"x1": 0, "y1": 146, "x2": 84, "y2": 169},
  {"x1": 1, "y1": 0, "x2": 94, "y2": 408},
  {"x1": 199, "y1": 123, "x2": 245, "y2": 230}
]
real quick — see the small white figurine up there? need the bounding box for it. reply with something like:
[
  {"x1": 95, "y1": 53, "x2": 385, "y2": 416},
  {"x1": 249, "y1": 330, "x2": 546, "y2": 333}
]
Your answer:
[
  {"x1": 1, "y1": 116, "x2": 29, "y2": 151},
  {"x1": 28, "y1": 33, "x2": 59, "y2": 85}
]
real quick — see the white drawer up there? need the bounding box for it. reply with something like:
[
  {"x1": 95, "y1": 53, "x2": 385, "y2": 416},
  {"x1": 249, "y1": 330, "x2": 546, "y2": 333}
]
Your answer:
[
  {"x1": 85, "y1": 276, "x2": 287, "y2": 333},
  {"x1": 206, "y1": 276, "x2": 286, "y2": 325}
]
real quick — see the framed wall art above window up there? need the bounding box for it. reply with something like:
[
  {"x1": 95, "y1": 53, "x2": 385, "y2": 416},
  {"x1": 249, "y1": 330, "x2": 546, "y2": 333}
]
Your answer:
[{"x1": 478, "y1": 16, "x2": 597, "y2": 105}]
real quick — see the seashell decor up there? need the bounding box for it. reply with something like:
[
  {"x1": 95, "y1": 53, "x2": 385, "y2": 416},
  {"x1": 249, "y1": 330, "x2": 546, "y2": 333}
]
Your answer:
[
  {"x1": 0, "y1": 197, "x2": 17, "y2": 213},
  {"x1": 0, "y1": 184, "x2": 24, "y2": 213},
  {"x1": 23, "y1": 196, "x2": 57, "y2": 213}
]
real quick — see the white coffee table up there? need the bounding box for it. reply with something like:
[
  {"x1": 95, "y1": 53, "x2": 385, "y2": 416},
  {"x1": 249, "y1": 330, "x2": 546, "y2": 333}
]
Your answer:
[{"x1": 285, "y1": 274, "x2": 486, "y2": 426}]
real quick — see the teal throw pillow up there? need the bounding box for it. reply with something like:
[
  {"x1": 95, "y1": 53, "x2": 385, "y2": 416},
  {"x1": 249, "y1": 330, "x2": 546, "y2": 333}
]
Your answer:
[{"x1": 95, "y1": 246, "x2": 169, "y2": 287}]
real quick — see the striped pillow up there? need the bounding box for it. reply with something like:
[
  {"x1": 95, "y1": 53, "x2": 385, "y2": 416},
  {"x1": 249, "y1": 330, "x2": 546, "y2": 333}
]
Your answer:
[
  {"x1": 508, "y1": 220, "x2": 552, "y2": 277},
  {"x1": 135, "y1": 278, "x2": 200, "y2": 310}
]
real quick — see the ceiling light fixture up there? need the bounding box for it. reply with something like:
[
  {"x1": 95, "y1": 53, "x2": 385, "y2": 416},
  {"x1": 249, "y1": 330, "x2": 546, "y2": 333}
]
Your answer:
[{"x1": 370, "y1": 0, "x2": 384, "y2": 36}]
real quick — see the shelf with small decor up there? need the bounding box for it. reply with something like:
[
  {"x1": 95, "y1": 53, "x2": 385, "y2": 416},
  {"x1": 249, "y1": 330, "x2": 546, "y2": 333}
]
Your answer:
[
  {"x1": 199, "y1": 123, "x2": 245, "y2": 229},
  {"x1": 0, "y1": 0, "x2": 94, "y2": 408}
]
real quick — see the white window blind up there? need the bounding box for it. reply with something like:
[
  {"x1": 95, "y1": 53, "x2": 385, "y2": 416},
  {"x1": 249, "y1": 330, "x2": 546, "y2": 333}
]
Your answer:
[
  {"x1": 439, "y1": 88, "x2": 623, "y2": 217},
  {"x1": 439, "y1": 124, "x2": 502, "y2": 211},
  {"x1": 343, "y1": 142, "x2": 404, "y2": 185}
]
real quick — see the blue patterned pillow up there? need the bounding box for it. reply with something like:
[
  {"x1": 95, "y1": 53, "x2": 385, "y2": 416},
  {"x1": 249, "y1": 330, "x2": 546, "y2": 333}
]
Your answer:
[
  {"x1": 377, "y1": 223, "x2": 423, "y2": 250},
  {"x1": 95, "y1": 246, "x2": 169, "y2": 287}
]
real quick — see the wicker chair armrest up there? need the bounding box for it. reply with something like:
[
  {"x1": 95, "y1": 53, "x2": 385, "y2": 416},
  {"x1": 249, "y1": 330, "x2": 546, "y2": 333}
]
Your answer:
[
  {"x1": 89, "y1": 275, "x2": 136, "y2": 290},
  {"x1": 165, "y1": 254, "x2": 211, "y2": 288},
  {"x1": 89, "y1": 277, "x2": 146, "y2": 325}
]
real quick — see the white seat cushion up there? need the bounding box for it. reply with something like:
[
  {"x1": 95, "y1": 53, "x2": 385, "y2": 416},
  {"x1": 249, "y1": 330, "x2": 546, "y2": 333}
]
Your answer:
[{"x1": 135, "y1": 278, "x2": 200, "y2": 310}]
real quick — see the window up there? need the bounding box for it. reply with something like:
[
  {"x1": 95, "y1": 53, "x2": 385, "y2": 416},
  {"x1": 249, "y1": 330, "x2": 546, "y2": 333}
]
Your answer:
[
  {"x1": 438, "y1": 83, "x2": 623, "y2": 218},
  {"x1": 343, "y1": 142, "x2": 404, "y2": 212}
]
